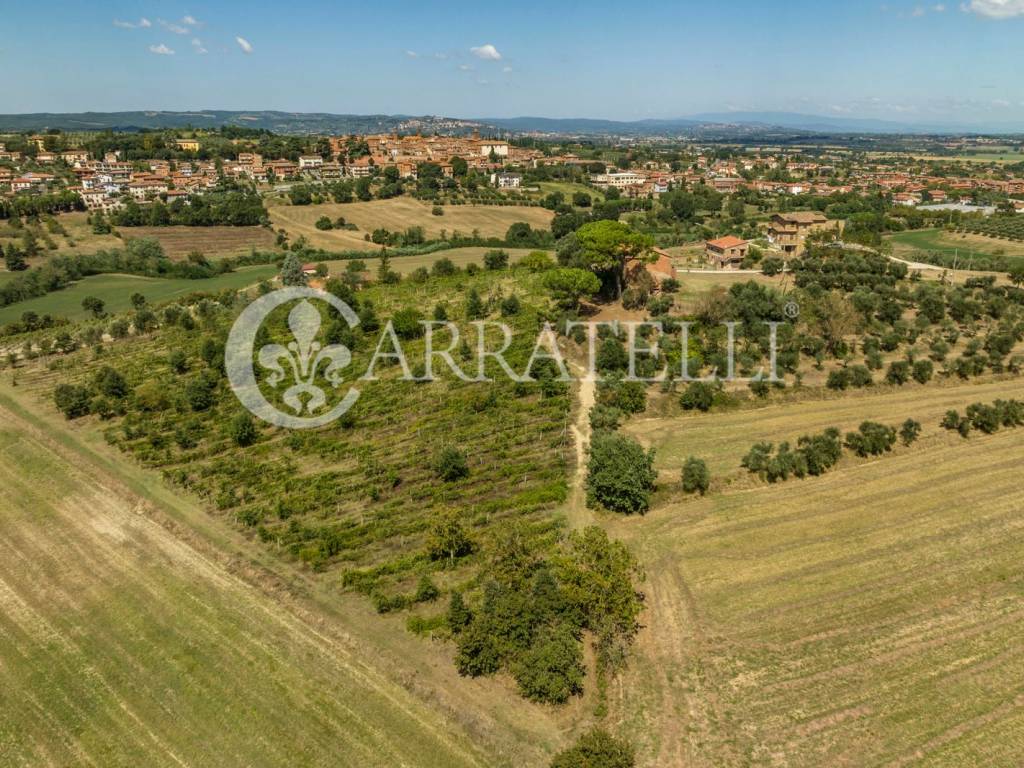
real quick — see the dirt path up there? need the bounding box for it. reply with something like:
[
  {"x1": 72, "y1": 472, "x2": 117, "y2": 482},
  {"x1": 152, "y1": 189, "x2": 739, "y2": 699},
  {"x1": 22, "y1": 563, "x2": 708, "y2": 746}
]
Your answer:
[{"x1": 566, "y1": 367, "x2": 596, "y2": 530}]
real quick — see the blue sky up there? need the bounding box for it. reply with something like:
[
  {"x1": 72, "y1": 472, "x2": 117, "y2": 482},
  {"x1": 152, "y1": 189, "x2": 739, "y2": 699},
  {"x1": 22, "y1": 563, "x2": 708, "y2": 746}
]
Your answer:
[{"x1": 3, "y1": 0, "x2": 1024, "y2": 125}]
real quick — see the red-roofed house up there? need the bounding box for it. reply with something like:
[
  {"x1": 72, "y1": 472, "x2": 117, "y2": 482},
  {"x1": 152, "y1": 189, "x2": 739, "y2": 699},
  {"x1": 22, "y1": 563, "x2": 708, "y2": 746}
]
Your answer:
[{"x1": 705, "y1": 236, "x2": 750, "y2": 269}]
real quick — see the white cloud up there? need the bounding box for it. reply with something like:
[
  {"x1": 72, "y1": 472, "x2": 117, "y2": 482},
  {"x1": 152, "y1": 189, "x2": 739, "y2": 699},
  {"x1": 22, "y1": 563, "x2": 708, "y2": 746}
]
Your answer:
[
  {"x1": 183, "y1": 15, "x2": 199, "y2": 26},
  {"x1": 432, "y1": 52, "x2": 449, "y2": 60},
  {"x1": 148, "y1": 43, "x2": 175, "y2": 55},
  {"x1": 236, "y1": 36, "x2": 254, "y2": 54},
  {"x1": 470, "y1": 44, "x2": 502, "y2": 60},
  {"x1": 933, "y1": 3, "x2": 946, "y2": 10},
  {"x1": 502, "y1": 65, "x2": 513, "y2": 73},
  {"x1": 192, "y1": 38, "x2": 208, "y2": 54},
  {"x1": 113, "y1": 18, "x2": 151, "y2": 29},
  {"x1": 992, "y1": 98, "x2": 1012, "y2": 107},
  {"x1": 458, "y1": 63, "x2": 473, "y2": 71},
  {"x1": 405, "y1": 50, "x2": 419, "y2": 58},
  {"x1": 962, "y1": 0, "x2": 1024, "y2": 17},
  {"x1": 160, "y1": 19, "x2": 190, "y2": 34}
]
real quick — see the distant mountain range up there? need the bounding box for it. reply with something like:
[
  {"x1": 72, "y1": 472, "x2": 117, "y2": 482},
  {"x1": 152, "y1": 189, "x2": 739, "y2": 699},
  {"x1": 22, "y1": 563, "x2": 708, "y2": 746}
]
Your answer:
[{"x1": 0, "y1": 109, "x2": 1021, "y2": 137}]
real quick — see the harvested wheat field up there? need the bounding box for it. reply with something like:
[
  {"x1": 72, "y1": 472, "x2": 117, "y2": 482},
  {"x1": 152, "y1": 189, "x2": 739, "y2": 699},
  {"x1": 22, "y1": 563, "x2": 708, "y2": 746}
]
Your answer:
[
  {"x1": 604, "y1": 381, "x2": 1024, "y2": 767},
  {"x1": 267, "y1": 197, "x2": 553, "y2": 251},
  {"x1": 121, "y1": 225, "x2": 278, "y2": 259},
  {"x1": 0, "y1": 398, "x2": 489, "y2": 768}
]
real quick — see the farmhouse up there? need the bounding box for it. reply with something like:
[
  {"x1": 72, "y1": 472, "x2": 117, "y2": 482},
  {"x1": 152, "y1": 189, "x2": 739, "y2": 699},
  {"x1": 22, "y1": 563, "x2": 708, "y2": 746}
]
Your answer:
[
  {"x1": 767, "y1": 211, "x2": 840, "y2": 256},
  {"x1": 705, "y1": 236, "x2": 750, "y2": 269},
  {"x1": 176, "y1": 139, "x2": 200, "y2": 152}
]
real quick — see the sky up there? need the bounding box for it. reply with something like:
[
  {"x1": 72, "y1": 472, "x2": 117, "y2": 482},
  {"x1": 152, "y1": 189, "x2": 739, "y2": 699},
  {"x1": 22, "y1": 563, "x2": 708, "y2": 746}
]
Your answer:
[{"x1": 2, "y1": 0, "x2": 1024, "y2": 126}]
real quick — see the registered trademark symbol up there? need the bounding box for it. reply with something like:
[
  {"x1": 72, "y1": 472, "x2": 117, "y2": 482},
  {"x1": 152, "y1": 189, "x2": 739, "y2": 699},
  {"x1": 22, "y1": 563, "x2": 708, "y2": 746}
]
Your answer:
[{"x1": 784, "y1": 301, "x2": 800, "y2": 319}]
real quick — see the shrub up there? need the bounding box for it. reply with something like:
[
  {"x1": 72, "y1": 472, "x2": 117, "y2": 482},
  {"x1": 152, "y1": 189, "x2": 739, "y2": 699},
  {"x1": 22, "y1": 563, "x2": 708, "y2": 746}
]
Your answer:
[
  {"x1": 229, "y1": 412, "x2": 258, "y2": 447},
  {"x1": 391, "y1": 307, "x2": 425, "y2": 339},
  {"x1": 589, "y1": 404, "x2": 623, "y2": 432},
  {"x1": 54, "y1": 384, "x2": 91, "y2": 419},
  {"x1": 432, "y1": 257, "x2": 458, "y2": 277},
  {"x1": 900, "y1": 419, "x2": 922, "y2": 446},
  {"x1": 845, "y1": 421, "x2": 897, "y2": 457},
  {"x1": 550, "y1": 729, "x2": 635, "y2": 768},
  {"x1": 586, "y1": 432, "x2": 657, "y2": 514},
  {"x1": 912, "y1": 359, "x2": 934, "y2": 384},
  {"x1": 511, "y1": 624, "x2": 585, "y2": 704},
  {"x1": 826, "y1": 369, "x2": 851, "y2": 391},
  {"x1": 93, "y1": 366, "x2": 128, "y2": 399},
  {"x1": 679, "y1": 381, "x2": 716, "y2": 412},
  {"x1": 520, "y1": 250, "x2": 554, "y2": 272},
  {"x1": 433, "y1": 447, "x2": 469, "y2": 482},
  {"x1": 314, "y1": 216, "x2": 334, "y2": 230},
  {"x1": 427, "y1": 510, "x2": 474, "y2": 563},
  {"x1": 414, "y1": 575, "x2": 440, "y2": 603},
  {"x1": 447, "y1": 591, "x2": 472, "y2": 632},
  {"x1": 681, "y1": 457, "x2": 710, "y2": 495},
  {"x1": 621, "y1": 287, "x2": 648, "y2": 310},
  {"x1": 483, "y1": 249, "x2": 510, "y2": 270},
  {"x1": 886, "y1": 361, "x2": 911, "y2": 386}
]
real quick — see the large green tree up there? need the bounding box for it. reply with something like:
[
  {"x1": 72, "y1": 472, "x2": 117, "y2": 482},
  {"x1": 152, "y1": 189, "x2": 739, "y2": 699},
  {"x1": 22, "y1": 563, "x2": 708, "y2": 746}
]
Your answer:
[{"x1": 574, "y1": 220, "x2": 652, "y2": 297}]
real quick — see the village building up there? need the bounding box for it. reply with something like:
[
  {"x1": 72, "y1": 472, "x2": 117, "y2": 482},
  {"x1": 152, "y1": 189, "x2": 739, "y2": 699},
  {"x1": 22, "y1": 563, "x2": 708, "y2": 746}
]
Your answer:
[
  {"x1": 705, "y1": 236, "x2": 751, "y2": 269},
  {"x1": 767, "y1": 211, "x2": 840, "y2": 256}
]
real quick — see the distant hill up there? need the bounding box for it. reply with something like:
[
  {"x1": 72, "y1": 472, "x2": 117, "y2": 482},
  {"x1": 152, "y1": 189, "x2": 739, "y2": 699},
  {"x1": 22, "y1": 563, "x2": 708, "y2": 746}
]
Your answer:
[
  {"x1": 0, "y1": 111, "x2": 489, "y2": 136},
  {"x1": 0, "y1": 109, "x2": 1020, "y2": 137}
]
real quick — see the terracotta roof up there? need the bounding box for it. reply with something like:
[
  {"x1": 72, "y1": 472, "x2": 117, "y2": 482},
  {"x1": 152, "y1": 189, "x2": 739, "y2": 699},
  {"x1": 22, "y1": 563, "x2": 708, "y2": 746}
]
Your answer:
[{"x1": 706, "y1": 236, "x2": 748, "y2": 249}]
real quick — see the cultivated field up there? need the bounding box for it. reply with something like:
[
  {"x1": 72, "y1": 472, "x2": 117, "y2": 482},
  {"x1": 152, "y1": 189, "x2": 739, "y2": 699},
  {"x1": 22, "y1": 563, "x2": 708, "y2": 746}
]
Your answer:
[
  {"x1": 121, "y1": 225, "x2": 278, "y2": 259},
  {"x1": 267, "y1": 197, "x2": 553, "y2": 251},
  {"x1": 0, "y1": 396, "x2": 490, "y2": 768},
  {"x1": 0, "y1": 264, "x2": 278, "y2": 324},
  {"x1": 316, "y1": 246, "x2": 548, "y2": 277},
  {"x1": 607, "y1": 384, "x2": 1024, "y2": 767},
  {"x1": 627, "y1": 376, "x2": 1024, "y2": 477},
  {"x1": 888, "y1": 228, "x2": 1024, "y2": 269}
]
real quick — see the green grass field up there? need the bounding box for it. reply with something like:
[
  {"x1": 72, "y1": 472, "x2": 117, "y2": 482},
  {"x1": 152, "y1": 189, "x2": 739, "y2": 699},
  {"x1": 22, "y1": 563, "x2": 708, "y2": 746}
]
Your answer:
[
  {"x1": 607, "y1": 383, "x2": 1024, "y2": 767},
  {"x1": 887, "y1": 228, "x2": 1024, "y2": 271},
  {"x1": 0, "y1": 398, "x2": 489, "y2": 768},
  {"x1": 0, "y1": 264, "x2": 278, "y2": 324}
]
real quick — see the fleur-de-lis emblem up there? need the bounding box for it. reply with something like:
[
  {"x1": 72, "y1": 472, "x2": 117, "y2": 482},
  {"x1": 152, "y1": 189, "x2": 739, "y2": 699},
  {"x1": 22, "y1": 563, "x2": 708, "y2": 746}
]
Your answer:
[{"x1": 257, "y1": 300, "x2": 351, "y2": 414}]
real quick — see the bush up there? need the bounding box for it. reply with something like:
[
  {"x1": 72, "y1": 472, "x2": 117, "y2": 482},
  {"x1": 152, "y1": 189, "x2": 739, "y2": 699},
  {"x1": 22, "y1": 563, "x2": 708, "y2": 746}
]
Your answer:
[
  {"x1": 414, "y1": 575, "x2": 440, "y2": 603},
  {"x1": 886, "y1": 361, "x2": 911, "y2": 386},
  {"x1": 845, "y1": 421, "x2": 897, "y2": 457},
  {"x1": 433, "y1": 446, "x2": 469, "y2": 481},
  {"x1": 621, "y1": 287, "x2": 648, "y2": 310},
  {"x1": 314, "y1": 216, "x2": 334, "y2": 231},
  {"x1": 586, "y1": 432, "x2": 657, "y2": 514},
  {"x1": 680, "y1": 381, "x2": 716, "y2": 412},
  {"x1": 912, "y1": 359, "x2": 934, "y2": 384},
  {"x1": 483, "y1": 249, "x2": 510, "y2": 270},
  {"x1": 511, "y1": 624, "x2": 585, "y2": 704},
  {"x1": 229, "y1": 412, "x2": 258, "y2": 447},
  {"x1": 551, "y1": 729, "x2": 635, "y2": 768},
  {"x1": 681, "y1": 457, "x2": 710, "y2": 495},
  {"x1": 589, "y1": 404, "x2": 623, "y2": 432},
  {"x1": 54, "y1": 384, "x2": 91, "y2": 419},
  {"x1": 826, "y1": 369, "x2": 851, "y2": 391},
  {"x1": 520, "y1": 250, "x2": 554, "y2": 272},
  {"x1": 900, "y1": 419, "x2": 922, "y2": 446},
  {"x1": 391, "y1": 307, "x2": 425, "y2": 339}
]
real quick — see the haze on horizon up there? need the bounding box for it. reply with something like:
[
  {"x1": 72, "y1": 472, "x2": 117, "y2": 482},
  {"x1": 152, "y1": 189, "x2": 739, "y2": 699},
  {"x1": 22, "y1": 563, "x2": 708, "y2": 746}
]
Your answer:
[{"x1": 3, "y1": 0, "x2": 1024, "y2": 129}]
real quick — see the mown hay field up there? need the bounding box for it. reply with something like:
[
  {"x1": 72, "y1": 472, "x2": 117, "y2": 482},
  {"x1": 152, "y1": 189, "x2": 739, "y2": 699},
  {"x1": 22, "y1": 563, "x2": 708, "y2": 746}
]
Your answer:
[
  {"x1": 317, "y1": 246, "x2": 548, "y2": 277},
  {"x1": 0, "y1": 399, "x2": 490, "y2": 768},
  {"x1": 121, "y1": 225, "x2": 278, "y2": 259},
  {"x1": 605, "y1": 379, "x2": 1024, "y2": 767},
  {"x1": 267, "y1": 197, "x2": 553, "y2": 251},
  {"x1": 626, "y1": 376, "x2": 1024, "y2": 477}
]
